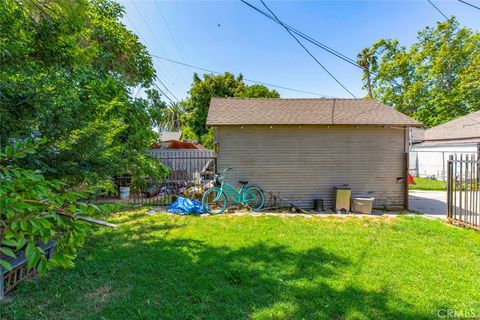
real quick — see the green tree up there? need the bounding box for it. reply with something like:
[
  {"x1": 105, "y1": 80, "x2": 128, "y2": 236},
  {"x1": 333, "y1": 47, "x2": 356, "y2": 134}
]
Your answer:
[
  {"x1": 0, "y1": 139, "x2": 116, "y2": 273},
  {"x1": 237, "y1": 84, "x2": 280, "y2": 98},
  {"x1": 363, "y1": 18, "x2": 480, "y2": 127},
  {"x1": 160, "y1": 102, "x2": 185, "y2": 132},
  {"x1": 146, "y1": 88, "x2": 169, "y2": 131},
  {"x1": 0, "y1": 0, "x2": 168, "y2": 186},
  {"x1": 182, "y1": 73, "x2": 279, "y2": 147}
]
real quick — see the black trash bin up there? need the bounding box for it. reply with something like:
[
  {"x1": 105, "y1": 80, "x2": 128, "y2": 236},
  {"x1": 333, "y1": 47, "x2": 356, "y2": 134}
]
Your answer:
[{"x1": 314, "y1": 199, "x2": 324, "y2": 212}]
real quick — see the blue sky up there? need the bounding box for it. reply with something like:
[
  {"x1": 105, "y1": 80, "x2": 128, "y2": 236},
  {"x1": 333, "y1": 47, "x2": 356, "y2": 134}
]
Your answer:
[{"x1": 119, "y1": 0, "x2": 480, "y2": 101}]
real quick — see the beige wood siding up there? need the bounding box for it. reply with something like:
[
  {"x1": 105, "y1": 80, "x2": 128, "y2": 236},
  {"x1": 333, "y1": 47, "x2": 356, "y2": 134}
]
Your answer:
[{"x1": 216, "y1": 125, "x2": 406, "y2": 209}]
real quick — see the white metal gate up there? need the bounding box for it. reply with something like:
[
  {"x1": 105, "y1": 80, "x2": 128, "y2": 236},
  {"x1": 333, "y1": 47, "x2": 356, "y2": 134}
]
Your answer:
[{"x1": 447, "y1": 154, "x2": 480, "y2": 230}]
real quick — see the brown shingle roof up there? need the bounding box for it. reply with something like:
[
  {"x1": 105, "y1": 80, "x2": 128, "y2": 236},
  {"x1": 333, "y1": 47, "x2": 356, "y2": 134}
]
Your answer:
[
  {"x1": 206, "y1": 98, "x2": 421, "y2": 127},
  {"x1": 423, "y1": 110, "x2": 480, "y2": 142},
  {"x1": 411, "y1": 127, "x2": 426, "y2": 143}
]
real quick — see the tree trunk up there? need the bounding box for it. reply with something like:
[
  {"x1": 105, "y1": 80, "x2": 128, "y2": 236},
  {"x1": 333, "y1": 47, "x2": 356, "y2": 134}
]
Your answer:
[{"x1": 366, "y1": 70, "x2": 373, "y2": 99}]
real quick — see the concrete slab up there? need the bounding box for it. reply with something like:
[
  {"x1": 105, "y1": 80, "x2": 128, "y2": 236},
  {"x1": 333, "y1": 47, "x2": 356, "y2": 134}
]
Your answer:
[{"x1": 409, "y1": 190, "x2": 447, "y2": 219}]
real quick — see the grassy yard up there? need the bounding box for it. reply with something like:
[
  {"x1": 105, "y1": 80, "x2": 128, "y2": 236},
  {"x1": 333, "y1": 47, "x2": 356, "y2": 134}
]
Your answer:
[
  {"x1": 2, "y1": 211, "x2": 480, "y2": 320},
  {"x1": 410, "y1": 177, "x2": 447, "y2": 191}
]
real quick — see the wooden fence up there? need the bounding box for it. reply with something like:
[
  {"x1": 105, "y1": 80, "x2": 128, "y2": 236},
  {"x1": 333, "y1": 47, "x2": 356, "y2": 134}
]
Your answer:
[
  {"x1": 148, "y1": 149, "x2": 215, "y2": 181},
  {"x1": 447, "y1": 154, "x2": 480, "y2": 231}
]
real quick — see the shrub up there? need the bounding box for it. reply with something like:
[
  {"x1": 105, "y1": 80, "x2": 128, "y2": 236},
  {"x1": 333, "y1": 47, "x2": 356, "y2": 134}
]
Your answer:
[{"x1": 0, "y1": 138, "x2": 116, "y2": 274}]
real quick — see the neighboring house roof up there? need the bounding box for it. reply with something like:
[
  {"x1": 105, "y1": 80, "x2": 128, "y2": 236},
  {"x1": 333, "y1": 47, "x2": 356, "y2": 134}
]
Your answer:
[
  {"x1": 151, "y1": 140, "x2": 205, "y2": 150},
  {"x1": 423, "y1": 110, "x2": 480, "y2": 143},
  {"x1": 159, "y1": 131, "x2": 182, "y2": 141},
  {"x1": 206, "y1": 98, "x2": 421, "y2": 127},
  {"x1": 411, "y1": 127, "x2": 426, "y2": 144}
]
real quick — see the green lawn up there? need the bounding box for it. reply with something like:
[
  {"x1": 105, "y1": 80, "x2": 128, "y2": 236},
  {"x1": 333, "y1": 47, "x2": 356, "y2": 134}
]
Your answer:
[
  {"x1": 410, "y1": 177, "x2": 447, "y2": 191},
  {"x1": 2, "y1": 211, "x2": 480, "y2": 320}
]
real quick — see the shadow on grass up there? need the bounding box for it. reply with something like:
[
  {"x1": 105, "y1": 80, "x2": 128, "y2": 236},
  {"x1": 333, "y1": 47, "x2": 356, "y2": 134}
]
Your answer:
[{"x1": 3, "y1": 217, "x2": 433, "y2": 320}]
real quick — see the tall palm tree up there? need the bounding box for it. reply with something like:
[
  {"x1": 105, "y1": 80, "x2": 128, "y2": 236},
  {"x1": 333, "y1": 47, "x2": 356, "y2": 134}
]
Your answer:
[
  {"x1": 357, "y1": 48, "x2": 378, "y2": 99},
  {"x1": 161, "y1": 102, "x2": 184, "y2": 132}
]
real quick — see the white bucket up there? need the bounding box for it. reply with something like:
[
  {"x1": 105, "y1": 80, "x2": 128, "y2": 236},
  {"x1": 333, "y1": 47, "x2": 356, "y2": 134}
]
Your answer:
[
  {"x1": 351, "y1": 197, "x2": 374, "y2": 214},
  {"x1": 119, "y1": 187, "x2": 130, "y2": 200}
]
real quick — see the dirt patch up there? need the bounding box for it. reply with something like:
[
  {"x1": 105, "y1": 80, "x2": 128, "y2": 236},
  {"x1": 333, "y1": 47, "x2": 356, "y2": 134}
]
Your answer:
[{"x1": 86, "y1": 285, "x2": 111, "y2": 309}]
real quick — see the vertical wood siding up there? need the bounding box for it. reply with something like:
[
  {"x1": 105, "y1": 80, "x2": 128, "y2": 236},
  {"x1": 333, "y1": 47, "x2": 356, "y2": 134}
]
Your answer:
[
  {"x1": 216, "y1": 125, "x2": 406, "y2": 208},
  {"x1": 148, "y1": 149, "x2": 215, "y2": 181}
]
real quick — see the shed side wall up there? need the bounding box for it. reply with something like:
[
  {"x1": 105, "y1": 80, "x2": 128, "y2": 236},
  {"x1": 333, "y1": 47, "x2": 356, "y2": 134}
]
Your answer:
[{"x1": 216, "y1": 125, "x2": 405, "y2": 208}]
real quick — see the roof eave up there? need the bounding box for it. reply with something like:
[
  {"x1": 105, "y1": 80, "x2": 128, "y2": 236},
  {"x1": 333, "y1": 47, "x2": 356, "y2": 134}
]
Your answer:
[{"x1": 207, "y1": 122, "x2": 423, "y2": 127}]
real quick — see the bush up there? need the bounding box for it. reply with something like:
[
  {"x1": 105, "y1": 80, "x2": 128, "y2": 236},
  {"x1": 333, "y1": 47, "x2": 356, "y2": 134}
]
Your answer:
[{"x1": 0, "y1": 138, "x2": 116, "y2": 274}]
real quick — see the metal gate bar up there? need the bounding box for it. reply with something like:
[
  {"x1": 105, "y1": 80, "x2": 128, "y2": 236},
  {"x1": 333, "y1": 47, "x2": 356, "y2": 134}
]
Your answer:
[
  {"x1": 132, "y1": 154, "x2": 217, "y2": 206},
  {"x1": 447, "y1": 154, "x2": 480, "y2": 231}
]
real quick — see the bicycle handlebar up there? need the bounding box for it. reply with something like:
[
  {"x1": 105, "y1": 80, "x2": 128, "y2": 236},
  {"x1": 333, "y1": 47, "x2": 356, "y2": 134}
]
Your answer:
[{"x1": 215, "y1": 168, "x2": 232, "y2": 182}]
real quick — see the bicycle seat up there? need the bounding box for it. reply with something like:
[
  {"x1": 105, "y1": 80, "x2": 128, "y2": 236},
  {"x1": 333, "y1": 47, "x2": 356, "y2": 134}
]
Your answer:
[{"x1": 238, "y1": 180, "x2": 248, "y2": 185}]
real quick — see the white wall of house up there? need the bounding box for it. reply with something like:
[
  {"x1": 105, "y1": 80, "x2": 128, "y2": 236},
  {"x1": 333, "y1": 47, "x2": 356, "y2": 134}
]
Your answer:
[{"x1": 410, "y1": 143, "x2": 478, "y2": 180}]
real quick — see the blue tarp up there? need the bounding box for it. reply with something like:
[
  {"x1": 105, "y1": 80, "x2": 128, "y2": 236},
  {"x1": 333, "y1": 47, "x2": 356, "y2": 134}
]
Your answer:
[{"x1": 167, "y1": 197, "x2": 206, "y2": 214}]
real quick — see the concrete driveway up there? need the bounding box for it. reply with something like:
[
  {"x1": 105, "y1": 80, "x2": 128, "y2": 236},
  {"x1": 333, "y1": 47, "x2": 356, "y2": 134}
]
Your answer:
[{"x1": 409, "y1": 190, "x2": 447, "y2": 219}]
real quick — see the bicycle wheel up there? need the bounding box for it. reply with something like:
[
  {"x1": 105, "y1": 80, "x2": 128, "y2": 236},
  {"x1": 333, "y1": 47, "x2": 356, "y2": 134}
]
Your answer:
[
  {"x1": 243, "y1": 186, "x2": 265, "y2": 211},
  {"x1": 202, "y1": 187, "x2": 227, "y2": 214}
]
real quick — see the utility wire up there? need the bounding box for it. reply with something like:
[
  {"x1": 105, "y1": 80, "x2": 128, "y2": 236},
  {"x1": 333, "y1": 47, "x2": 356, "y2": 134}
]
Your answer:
[
  {"x1": 131, "y1": 1, "x2": 188, "y2": 91},
  {"x1": 241, "y1": 0, "x2": 359, "y2": 69},
  {"x1": 152, "y1": 83, "x2": 175, "y2": 104},
  {"x1": 151, "y1": 54, "x2": 335, "y2": 97},
  {"x1": 125, "y1": 10, "x2": 183, "y2": 103},
  {"x1": 424, "y1": 1, "x2": 480, "y2": 126},
  {"x1": 427, "y1": 0, "x2": 449, "y2": 20},
  {"x1": 157, "y1": 78, "x2": 180, "y2": 103},
  {"x1": 23, "y1": 1, "x2": 182, "y2": 104},
  {"x1": 124, "y1": 14, "x2": 178, "y2": 103},
  {"x1": 154, "y1": 1, "x2": 187, "y2": 62},
  {"x1": 241, "y1": 0, "x2": 404, "y2": 89},
  {"x1": 131, "y1": 1, "x2": 173, "y2": 65},
  {"x1": 458, "y1": 0, "x2": 480, "y2": 11},
  {"x1": 27, "y1": 1, "x2": 334, "y2": 99},
  {"x1": 241, "y1": 0, "x2": 399, "y2": 87},
  {"x1": 257, "y1": 0, "x2": 356, "y2": 98},
  {"x1": 124, "y1": 12, "x2": 179, "y2": 91}
]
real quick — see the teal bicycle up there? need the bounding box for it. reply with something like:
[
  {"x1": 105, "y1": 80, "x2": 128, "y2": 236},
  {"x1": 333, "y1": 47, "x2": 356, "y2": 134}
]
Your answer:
[{"x1": 202, "y1": 168, "x2": 265, "y2": 214}]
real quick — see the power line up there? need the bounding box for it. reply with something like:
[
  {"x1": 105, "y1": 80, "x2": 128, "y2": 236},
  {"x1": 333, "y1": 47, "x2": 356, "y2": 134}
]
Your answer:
[
  {"x1": 152, "y1": 82, "x2": 175, "y2": 104},
  {"x1": 241, "y1": 0, "x2": 405, "y2": 89},
  {"x1": 131, "y1": 1, "x2": 188, "y2": 91},
  {"x1": 424, "y1": 1, "x2": 480, "y2": 126},
  {"x1": 241, "y1": 0, "x2": 399, "y2": 88},
  {"x1": 157, "y1": 78, "x2": 179, "y2": 103},
  {"x1": 131, "y1": 1, "x2": 172, "y2": 64},
  {"x1": 151, "y1": 54, "x2": 335, "y2": 97},
  {"x1": 124, "y1": 12, "x2": 180, "y2": 90},
  {"x1": 240, "y1": 0, "x2": 360, "y2": 70},
  {"x1": 427, "y1": 0, "x2": 449, "y2": 20},
  {"x1": 125, "y1": 7, "x2": 185, "y2": 103},
  {"x1": 28, "y1": 1, "x2": 331, "y2": 98},
  {"x1": 257, "y1": 0, "x2": 356, "y2": 98},
  {"x1": 154, "y1": 1, "x2": 186, "y2": 62},
  {"x1": 458, "y1": 0, "x2": 480, "y2": 11},
  {"x1": 20, "y1": 2, "x2": 181, "y2": 105}
]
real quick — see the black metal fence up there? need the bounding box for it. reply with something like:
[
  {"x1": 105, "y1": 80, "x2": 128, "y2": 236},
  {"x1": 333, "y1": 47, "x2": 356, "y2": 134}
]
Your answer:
[
  {"x1": 131, "y1": 151, "x2": 217, "y2": 206},
  {"x1": 447, "y1": 154, "x2": 480, "y2": 231}
]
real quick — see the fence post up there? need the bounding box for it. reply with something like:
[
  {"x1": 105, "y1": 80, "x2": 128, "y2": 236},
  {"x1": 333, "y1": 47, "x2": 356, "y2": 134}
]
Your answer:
[
  {"x1": 465, "y1": 154, "x2": 469, "y2": 225},
  {"x1": 447, "y1": 155, "x2": 453, "y2": 221},
  {"x1": 404, "y1": 152, "x2": 409, "y2": 210}
]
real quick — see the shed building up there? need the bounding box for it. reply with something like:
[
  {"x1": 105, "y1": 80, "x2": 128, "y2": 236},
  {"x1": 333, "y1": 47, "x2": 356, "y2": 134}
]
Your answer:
[{"x1": 207, "y1": 98, "x2": 421, "y2": 209}]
